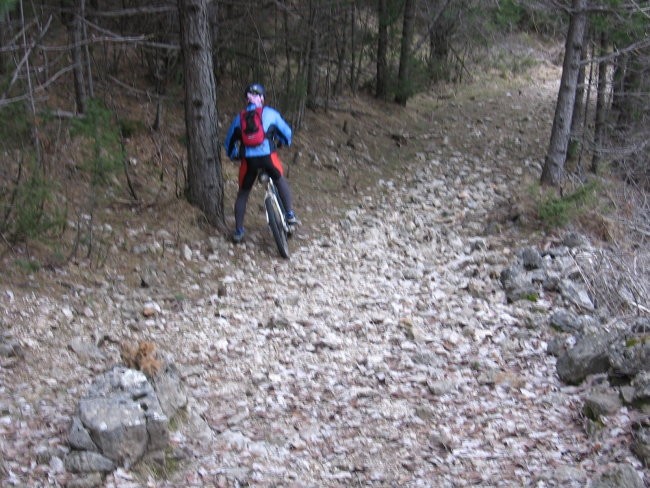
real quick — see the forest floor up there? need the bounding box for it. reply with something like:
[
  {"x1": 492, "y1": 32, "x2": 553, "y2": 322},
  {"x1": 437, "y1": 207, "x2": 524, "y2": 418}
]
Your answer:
[{"x1": 1, "y1": 38, "x2": 649, "y2": 487}]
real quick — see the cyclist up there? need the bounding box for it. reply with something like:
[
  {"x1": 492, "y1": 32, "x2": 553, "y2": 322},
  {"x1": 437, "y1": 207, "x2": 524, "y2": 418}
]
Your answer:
[{"x1": 224, "y1": 82, "x2": 297, "y2": 244}]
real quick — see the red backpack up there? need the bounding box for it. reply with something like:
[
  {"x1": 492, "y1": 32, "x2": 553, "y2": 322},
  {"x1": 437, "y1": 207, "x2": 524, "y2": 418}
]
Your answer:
[{"x1": 240, "y1": 107, "x2": 265, "y2": 147}]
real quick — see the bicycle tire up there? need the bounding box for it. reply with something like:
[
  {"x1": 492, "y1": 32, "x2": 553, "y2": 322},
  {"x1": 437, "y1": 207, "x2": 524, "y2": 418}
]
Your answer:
[
  {"x1": 270, "y1": 183, "x2": 295, "y2": 238},
  {"x1": 265, "y1": 195, "x2": 289, "y2": 258}
]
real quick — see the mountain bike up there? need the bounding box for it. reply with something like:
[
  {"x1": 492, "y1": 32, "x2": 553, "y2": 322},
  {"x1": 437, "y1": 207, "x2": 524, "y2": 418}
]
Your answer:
[{"x1": 259, "y1": 170, "x2": 293, "y2": 259}]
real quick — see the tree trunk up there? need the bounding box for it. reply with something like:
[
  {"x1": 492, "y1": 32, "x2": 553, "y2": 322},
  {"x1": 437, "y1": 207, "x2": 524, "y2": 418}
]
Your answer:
[
  {"x1": 574, "y1": 42, "x2": 594, "y2": 176},
  {"x1": 614, "y1": 54, "x2": 641, "y2": 131},
  {"x1": 178, "y1": 0, "x2": 224, "y2": 229},
  {"x1": 569, "y1": 27, "x2": 587, "y2": 161},
  {"x1": 425, "y1": 0, "x2": 454, "y2": 82},
  {"x1": 0, "y1": 6, "x2": 11, "y2": 75},
  {"x1": 394, "y1": 0, "x2": 415, "y2": 105},
  {"x1": 282, "y1": 7, "x2": 291, "y2": 95},
  {"x1": 349, "y1": 2, "x2": 358, "y2": 93},
  {"x1": 541, "y1": 0, "x2": 588, "y2": 187},
  {"x1": 428, "y1": 28, "x2": 447, "y2": 81},
  {"x1": 80, "y1": 0, "x2": 93, "y2": 99},
  {"x1": 591, "y1": 30, "x2": 608, "y2": 174},
  {"x1": 333, "y1": 7, "x2": 347, "y2": 97},
  {"x1": 19, "y1": 0, "x2": 42, "y2": 168},
  {"x1": 306, "y1": 34, "x2": 317, "y2": 104},
  {"x1": 610, "y1": 53, "x2": 626, "y2": 125},
  {"x1": 376, "y1": 0, "x2": 388, "y2": 100},
  {"x1": 66, "y1": 0, "x2": 87, "y2": 114},
  {"x1": 306, "y1": 2, "x2": 318, "y2": 108}
]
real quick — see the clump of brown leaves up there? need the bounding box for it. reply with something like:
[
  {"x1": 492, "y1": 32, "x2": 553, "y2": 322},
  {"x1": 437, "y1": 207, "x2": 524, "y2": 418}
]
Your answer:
[{"x1": 120, "y1": 341, "x2": 163, "y2": 378}]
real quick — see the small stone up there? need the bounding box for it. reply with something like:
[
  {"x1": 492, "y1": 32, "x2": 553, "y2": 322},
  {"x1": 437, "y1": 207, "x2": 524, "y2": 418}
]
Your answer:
[
  {"x1": 583, "y1": 392, "x2": 622, "y2": 420},
  {"x1": 65, "y1": 451, "x2": 115, "y2": 473},
  {"x1": 66, "y1": 473, "x2": 104, "y2": 488}
]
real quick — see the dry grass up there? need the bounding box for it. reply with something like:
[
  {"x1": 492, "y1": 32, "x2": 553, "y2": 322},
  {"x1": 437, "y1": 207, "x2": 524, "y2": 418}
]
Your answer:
[{"x1": 574, "y1": 247, "x2": 650, "y2": 317}]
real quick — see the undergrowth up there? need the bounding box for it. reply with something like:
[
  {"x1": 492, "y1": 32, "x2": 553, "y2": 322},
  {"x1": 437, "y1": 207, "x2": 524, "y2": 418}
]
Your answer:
[
  {"x1": 533, "y1": 180, "x2": 600, "y2": 230},
  {"x1": 0, "y1": 152, "x2": 66, "y2": 245},
  {"x1": 70, "y1": 99, "x2": 124, "y2": 186}
]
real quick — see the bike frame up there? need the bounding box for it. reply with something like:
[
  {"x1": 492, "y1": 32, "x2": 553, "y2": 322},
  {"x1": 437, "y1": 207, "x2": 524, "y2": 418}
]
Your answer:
[{"x1": 259, "y1": 172, "x2": 289, "y2": 234}]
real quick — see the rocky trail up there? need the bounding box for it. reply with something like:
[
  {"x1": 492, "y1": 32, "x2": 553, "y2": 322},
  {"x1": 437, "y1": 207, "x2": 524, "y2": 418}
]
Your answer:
[{"x1": 1, "y1": 64, "x2": 647, "y2": 487}]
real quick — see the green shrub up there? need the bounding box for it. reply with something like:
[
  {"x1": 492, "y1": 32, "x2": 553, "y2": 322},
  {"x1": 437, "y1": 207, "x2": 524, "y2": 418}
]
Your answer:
[
  {"x1": 536, "y1": 181, "x2": 599, "y2": 229},
  {"x1": 280, "y1": 75, "x2": 307, "y2": 112},
  {"x1": 567, "y1": 139, "x2": 581, "y2": 160},
  {"x1": 71, "y1": 99, "x2": 124, "y2": 186},
  {"x1": 493, "y1": 0, "x2": 524, "y2": 32},
  {"x1": 396, "y1": 57, "x2": 430, "y2": 102},
  {"x1": 0, "y1": 0, "x2": 18, "y2": 17},
  {"x1": 14, "y1": 258, "x2": 40, "y2": 273},
  {"x1": 3, "y1": 163, "x2": 66, "y2": 243},
  {"x1": 0, "y1": 103, "x2": 31, "y2": 149},
  {"x1": 489, "y1": 0, "x2": 566, "y2": 38},
  {"x1": 524, "y1": 292, "x2": 539, "y2": 302},
  {"x1": 427, "y1": 60, "x2": 451, "y2": 84}
]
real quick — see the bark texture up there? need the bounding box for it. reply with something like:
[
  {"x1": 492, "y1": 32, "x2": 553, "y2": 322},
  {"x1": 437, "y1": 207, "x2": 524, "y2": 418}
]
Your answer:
[
  {"x1": 541, "y1": 0, "x2": 588, "y2": 186},
  {"x1": 178, "y1": 0, "x2": 224, "y2": 228},
  {"x1": 395, "y1": 0, "x2": 415, "y2": 106}
]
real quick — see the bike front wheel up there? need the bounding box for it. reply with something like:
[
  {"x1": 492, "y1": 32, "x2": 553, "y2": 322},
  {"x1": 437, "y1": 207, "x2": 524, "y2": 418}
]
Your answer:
[{"x1": 265, "y1": 195, "x2": 289, "y2": 258}]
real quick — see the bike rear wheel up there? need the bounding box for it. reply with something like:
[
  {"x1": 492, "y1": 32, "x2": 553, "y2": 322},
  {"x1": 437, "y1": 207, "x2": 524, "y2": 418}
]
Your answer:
[{"x1": 265, "y1": 195, "x2": 289, "y2": 258}]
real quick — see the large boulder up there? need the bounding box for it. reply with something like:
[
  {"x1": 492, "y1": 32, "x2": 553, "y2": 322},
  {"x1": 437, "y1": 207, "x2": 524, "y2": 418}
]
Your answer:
[
  {"x1": 152, "y1": 363, "x2": 188, "y2": 418},
  {"x1": 77, "y1": 367, "x2": 168, "y2": 467},
  {"x1": 632, "y1": 426, "x2": 650, "y2": 466},
  {"x1": 499, "y1": 264, "x2": 539, "y2": 303},
  {"x1": 589, "y1": 463, "x2": 644, "y2": 488},
  {"x1": 609, "y1": 337, "x2": 650, "y2": 380},
  {"x1": 559, "y1": 279, "x2": 595, "y2": 311},
  {"x1": 556, "y1": 333, "x2": 611, "y2": 385},
  {"x1": 549, "y1": 309, "x2": 583, "y2": 333},
  {"x1": 66, "y1": 364, "x2": 186, "y2": 477}
]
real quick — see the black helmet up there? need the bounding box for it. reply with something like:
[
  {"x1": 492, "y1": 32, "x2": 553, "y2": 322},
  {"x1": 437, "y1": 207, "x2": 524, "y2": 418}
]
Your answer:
[{"x1": 244, "y1": 83, "x2": 265, "y2": 97}]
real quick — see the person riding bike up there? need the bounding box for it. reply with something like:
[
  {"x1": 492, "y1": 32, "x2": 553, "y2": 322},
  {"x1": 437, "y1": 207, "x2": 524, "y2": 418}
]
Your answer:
[{"x1": 224, "y1": 82, "x2": 297, "y2": 244}]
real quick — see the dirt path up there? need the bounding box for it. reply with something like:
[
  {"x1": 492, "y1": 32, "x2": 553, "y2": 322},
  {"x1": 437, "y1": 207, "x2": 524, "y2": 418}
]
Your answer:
[{"x1": 1, "y1": 65, "x2": 647, "y2": 487}]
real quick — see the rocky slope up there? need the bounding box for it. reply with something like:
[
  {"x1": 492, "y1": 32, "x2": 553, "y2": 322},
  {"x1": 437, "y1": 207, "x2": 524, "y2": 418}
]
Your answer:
[{"x1": 1, "y1": 64, "x2": 647, "y2": 487}]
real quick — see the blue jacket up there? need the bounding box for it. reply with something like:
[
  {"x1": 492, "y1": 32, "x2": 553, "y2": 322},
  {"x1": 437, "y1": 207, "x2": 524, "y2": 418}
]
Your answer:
[{"x1": 224, "y1": 103, "x2": 292, "y2": 160}]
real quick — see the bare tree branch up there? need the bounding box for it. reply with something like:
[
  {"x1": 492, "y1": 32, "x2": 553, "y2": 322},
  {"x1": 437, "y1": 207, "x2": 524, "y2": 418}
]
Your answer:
[
  {"x1": 0, "y1": 18, "x2": 38, "y2": 53},
  {"x1": 1, "y1": 15, "x2": 52, "y2": 100},
  {"x1": 83, "y1": 5, "x2": 176, "y2": 18},
  {"x1": 582, "y1": 36, "x2": 650, "y2": 65},
  {"x1": 0, "y1": 65, "x2": 74, "y2": 107}
]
